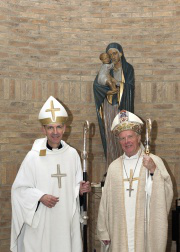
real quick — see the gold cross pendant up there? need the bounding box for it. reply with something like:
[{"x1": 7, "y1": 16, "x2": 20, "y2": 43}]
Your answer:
[
  {"x1": 51, "y1": 164, "x2": 67, "y2": 188},
  {"x1": 123, "y1": 169, "x2": 139, "y2": 197}
]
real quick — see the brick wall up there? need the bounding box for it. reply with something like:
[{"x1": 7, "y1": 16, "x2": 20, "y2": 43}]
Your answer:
[{"x1": 0, "y1": 0, "x2": 179, "y2": 251}]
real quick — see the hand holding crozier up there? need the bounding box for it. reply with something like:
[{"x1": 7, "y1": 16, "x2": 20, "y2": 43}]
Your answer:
[{"x1": 143, "y1": 155, "x2": 156, "y2": 174}]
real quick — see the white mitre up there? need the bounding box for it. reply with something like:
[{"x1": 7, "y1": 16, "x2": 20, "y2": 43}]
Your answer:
[
  {"x1": 38, "y1": 96, "x2": 68, "y2": 125},
  {"x1": 111, "y1": 110, "x2": 144, "y2": 135}
]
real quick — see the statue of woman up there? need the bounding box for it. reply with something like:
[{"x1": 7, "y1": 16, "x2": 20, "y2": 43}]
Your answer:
[{"x1": 93, "y1": 42, "x2": 135, "y2": 168}]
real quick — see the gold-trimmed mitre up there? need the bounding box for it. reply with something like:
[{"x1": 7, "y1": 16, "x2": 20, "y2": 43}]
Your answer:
[
  {"x1": 38, "y1": 96, "x2": 68, "y2": 125},
  {"x1": 111, "y1": 110, "x2": 143, "y2": 135}
]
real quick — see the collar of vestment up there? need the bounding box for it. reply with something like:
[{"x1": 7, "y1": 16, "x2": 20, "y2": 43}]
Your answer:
[
  {"x1": 123, "y1": 148, "x2": 142, "y2": 160},
  {"x1": 31, "y1": 138, "x2": 67, "y2": 156},
  {"x1": 46, "y1": 141, "x2": 62, "y2": 150}
]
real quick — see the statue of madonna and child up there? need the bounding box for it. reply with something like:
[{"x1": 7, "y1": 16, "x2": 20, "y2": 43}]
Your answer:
[{"x1": 93, "y1": 42, "x2": 135, "y2": 170}]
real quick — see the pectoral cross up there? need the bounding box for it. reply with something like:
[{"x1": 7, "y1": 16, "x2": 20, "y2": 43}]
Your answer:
[
  {"x1": 123, "y1": 169, "x2": 139, "y2": 197},
  {"x1": 51, "y1": 164, "x2": 66, "y2": 188},
  {"x1": 46, "y1": 100, "x2": 60, "y2": 121}
]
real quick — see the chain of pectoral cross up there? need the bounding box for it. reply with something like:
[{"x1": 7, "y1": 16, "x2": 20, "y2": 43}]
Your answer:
[
  {"x1": 123, "y1": 150, "x2": 142, "y2": 197},
  {"x1": 123, "y1": 169, "x2": 139, "y2": 197}
]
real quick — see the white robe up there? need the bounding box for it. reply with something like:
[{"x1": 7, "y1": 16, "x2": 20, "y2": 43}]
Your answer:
[
  {"x1": 98, "y1": 63, "x2": 114, "y2": 85},
  {"x1": 11, "y1": 138, "x2": 83, "y2": 252}
]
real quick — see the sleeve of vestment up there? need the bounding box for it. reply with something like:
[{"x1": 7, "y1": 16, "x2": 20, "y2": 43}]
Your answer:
[
  {"x1": 97, "y1": 169, "x2": 111, "y2": 241},
  {"x1": 11, "y1": 152, "x2": 45, "y2": 250},
  {"x1": 147, "y1": 154, "x2": 173, "y2": 252},
  {"x1": 150, "y1": 154, "x2": 173, "y2": 213}
]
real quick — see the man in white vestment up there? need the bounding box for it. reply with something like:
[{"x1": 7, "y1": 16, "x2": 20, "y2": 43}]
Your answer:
[
  {"x1": 97, "y1": 110, "x2": 173, "y2": 252},
  {"x1": 10, "y1": 96, "x2": 91, "y2": 252}
]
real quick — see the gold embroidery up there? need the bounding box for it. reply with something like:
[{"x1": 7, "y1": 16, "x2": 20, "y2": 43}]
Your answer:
[
  {"x1": 51, "y1": 164, "x2": 67, "y2": 188},
  {"x1": 45, "y1": 100, "x2": 60, "y2": 121},
  {"x1": 39, "y1": 149, "x2": 46, "y2": 156}
]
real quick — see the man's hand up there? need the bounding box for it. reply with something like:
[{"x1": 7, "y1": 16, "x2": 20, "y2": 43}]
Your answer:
[
  {"x1": 143, "y1": 155, "x2": 156, "y2": 174},
  {"x1": 40, "y1": 194, "x2": 59, "y2": 208},
  {"x1": 79, "y1": 181, "x2": 91, "y2": 196},
  {"x1": 102, "y1": 240, "x2": 111, "y2": 245}
]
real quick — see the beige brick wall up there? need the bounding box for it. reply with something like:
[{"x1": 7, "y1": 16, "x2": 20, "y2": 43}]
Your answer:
[{"x1": 0, "y1": 0, "x2": 179, "y2": 251}]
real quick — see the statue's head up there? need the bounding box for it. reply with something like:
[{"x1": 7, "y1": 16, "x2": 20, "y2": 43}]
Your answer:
[
  {"x1": 106, "y1": 42, "x2": 123, "y2": 55},
  {"x1": 106, "y1": 43, "x2": 124, "y2": 64}
]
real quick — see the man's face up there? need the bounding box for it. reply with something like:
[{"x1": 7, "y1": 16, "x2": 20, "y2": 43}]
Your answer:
[
  {"x1": 108, "y1": 49, "x2": 122, "y2": 64},
  {"x1": 119, "y1": 130, "x2": 141, "y2": 157},
  {"x1": 42, "y1": 123, "x2": 66, "y2": 148}
]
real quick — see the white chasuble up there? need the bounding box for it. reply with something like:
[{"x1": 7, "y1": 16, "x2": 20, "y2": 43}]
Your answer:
[{"x1": 11, "y1": 138, "x2": 83, "y2": 252}]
